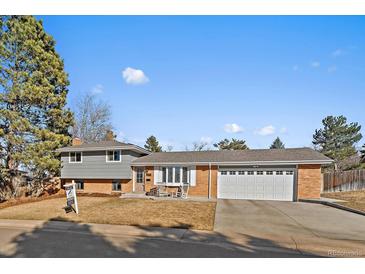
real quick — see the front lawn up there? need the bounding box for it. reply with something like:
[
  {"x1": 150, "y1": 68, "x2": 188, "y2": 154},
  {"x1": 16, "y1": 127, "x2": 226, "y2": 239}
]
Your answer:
[
  {"x1": 0, "y1": 197, "x2": 216, "y2": 230},
  {"x1": 321, "y1": 190, "x2": 365, "y2": 212}
]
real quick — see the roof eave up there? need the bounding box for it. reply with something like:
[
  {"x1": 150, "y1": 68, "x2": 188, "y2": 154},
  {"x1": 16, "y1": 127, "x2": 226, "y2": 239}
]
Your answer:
[
  {"x1": 131, "y1": 159, "x2": 334, "y2": 166},
  {"x1": 56, "y1": 145, "x2": 150, "y2": 155}
]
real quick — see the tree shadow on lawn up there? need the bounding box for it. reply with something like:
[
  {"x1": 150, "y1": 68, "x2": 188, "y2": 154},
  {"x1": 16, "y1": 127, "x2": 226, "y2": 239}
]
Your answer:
[{"x1": 0, "y1": 218, "x2": 320, "y2": 258}]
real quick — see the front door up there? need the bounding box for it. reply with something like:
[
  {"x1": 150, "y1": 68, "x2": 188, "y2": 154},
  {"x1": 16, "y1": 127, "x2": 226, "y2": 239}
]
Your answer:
[{"x1": 135, "y1": 167, "x2": 145, "y2": 192}]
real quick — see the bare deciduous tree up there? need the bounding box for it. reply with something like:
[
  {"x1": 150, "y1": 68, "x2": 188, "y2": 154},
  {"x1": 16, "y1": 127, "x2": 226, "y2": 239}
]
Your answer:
[
  {"x1": 72, "y1": 93, "x2": 113, "y2": 143},
  {"x1": 185, "y1": 141, "x2": 211, "y2": 151}
]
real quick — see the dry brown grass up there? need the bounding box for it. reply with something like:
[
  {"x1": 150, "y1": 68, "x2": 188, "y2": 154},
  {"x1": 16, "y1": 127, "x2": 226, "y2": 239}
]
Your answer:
[
  {"x1": 0, "y1": 197, "x2": 216, "y2": 230},
  {"x1": 322, "y1": 190, "x2": 365, "y2": 212}
]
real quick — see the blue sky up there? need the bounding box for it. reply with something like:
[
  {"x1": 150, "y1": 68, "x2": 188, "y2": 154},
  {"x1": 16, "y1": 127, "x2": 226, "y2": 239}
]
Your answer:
[{"x1": 38, "y1": 16, "x2": 365, "y2": 150}]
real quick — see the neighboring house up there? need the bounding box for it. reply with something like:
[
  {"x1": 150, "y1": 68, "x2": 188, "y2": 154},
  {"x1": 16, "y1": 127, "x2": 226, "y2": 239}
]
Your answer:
[
  {"x1": 57, "y1": 140, "x2": 150, "y2": 193},
  {"x1": 57, "y1": 140, "x2": 333, "y2": 201}
]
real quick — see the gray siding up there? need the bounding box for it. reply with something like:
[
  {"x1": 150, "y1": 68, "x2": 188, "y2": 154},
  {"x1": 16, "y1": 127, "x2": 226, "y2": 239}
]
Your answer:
[{"x1": 60, "y1": 150, "x2": 143, "y2": 179}]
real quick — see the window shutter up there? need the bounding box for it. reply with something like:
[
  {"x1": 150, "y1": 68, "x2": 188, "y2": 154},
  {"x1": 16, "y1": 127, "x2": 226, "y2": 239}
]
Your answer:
[
  {"x1": 154, "y1": 166, "x2": 162, "y2": 185},
  {"x1": 189, "y1": 166, "x2": 196, "y2": 186}
]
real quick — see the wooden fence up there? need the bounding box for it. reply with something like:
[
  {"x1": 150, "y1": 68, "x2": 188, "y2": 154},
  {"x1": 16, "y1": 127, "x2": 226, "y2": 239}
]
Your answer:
[{"x1": 323, "y1": 169, "x2": 365, "y2": 192}]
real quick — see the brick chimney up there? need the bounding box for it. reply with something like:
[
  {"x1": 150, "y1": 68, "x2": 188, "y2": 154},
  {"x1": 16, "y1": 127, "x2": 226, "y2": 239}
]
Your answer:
[{"x1": 72, "y1": 137, "x2": 83, "y2": 146}]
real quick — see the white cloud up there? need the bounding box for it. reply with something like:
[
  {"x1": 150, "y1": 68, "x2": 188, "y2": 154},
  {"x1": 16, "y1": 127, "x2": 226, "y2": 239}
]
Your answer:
[
  {"x1": 292, "y1": 65, "x2": 299, "y2": 71},
  {"x1": 310, "y1": 61, "x2": 320, "y2": 68},
  {"x1": 332, "y1": 49, "x2": 345, "y2": 57},
  {"x1": 91, "y1": 84, "x2": 104, "y2": 94},
  {"x1": 224, "y1": 123, "x2": 243, "y2": 133},
  {"x1": 328, "y1": 65, "x2": 337, "y2": 73},
  {"x1": 122, "y1": 67, "x2": 149, "y2": 85},
  {"x1": 200, "y1": 136, "x2": 213, "y2": 144},
  {"x1": 255, "y1": 125, "x2": 276, "y2": 136}
]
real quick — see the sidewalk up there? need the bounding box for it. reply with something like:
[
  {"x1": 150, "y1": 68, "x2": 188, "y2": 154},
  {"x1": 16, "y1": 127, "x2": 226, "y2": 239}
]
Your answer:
[{"x1": 0, "y1": 219, "x2": 310, "y2": 257}]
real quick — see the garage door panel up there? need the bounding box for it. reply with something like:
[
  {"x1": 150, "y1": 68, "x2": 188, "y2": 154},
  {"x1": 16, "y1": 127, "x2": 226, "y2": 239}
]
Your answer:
[{"x1": 218, "y1": 169, "x2": 294, "y2": 201}]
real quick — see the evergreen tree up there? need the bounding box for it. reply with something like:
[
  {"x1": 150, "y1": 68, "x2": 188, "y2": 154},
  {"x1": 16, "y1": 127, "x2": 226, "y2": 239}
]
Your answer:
[
  {"x1": 144, "y1": 135, "x2": 162, "y2": 152},
  {"x1": 0, "y1": 16, "x2": 73, "y2": 196},
  {"x1": 213, "y1": 138, "x2": 249, "y2": 150},
  {"x1": 361, "y1": 144, "x2": 365, "y2": 163},
  {"x1": 270, "y1": 137, "x2": 285, "y2": 149},
  {"x1": 312, "y1": 115, "x2": 362, "y2": 165}
]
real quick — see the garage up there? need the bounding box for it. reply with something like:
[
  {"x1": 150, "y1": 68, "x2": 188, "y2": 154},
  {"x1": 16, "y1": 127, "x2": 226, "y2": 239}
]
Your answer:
[{"x1": 217, "y1": 169, "x2": 295, "y2": 201}]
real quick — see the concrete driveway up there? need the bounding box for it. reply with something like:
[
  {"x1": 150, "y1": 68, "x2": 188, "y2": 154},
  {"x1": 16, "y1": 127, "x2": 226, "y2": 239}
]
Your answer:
[{"x1": 214, "y1": 199, "x2": 365, "y2": 257}]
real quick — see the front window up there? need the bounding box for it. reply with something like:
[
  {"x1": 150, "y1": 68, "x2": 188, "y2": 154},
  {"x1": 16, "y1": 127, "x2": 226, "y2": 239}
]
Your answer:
[
  {"x1": 75, "y1": 180, "x2": 84, "y2": 190},
  {"x1": 112, "y1": 180, "x2": 121, "y2": 191},
  {"x1": 106, "y1": 150, "x2": 121, "y2": 162},
  {"x1": 182, "y1": 167, "x2": 188, "y2": 183},
  {"x1": 175, "y1": 167, "x2": 181, "y2": 183},
  {"x1": 69, "y1": 152, "x2": 82, "y2": 163},
  {"x1": 162, "y1": 167, "x2": 167, "y2": 182},
  {"x1": 136, "y1": 168, "x2": 144, "y2": 183},
  {"x1": 167, "y1": 167, "x2": 173, "y2": 183},
  {"x1": 160, "y1": 166, "x2": 190, "y2": 185}
]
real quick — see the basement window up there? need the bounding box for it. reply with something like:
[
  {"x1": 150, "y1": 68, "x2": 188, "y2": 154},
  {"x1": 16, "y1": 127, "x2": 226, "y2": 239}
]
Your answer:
[
  {"x1": 75, "y1": 180, "x2": 84, "y2": 190},
  {"x1": 112, "y1": 180, "x2": 121, "y2": 191}
]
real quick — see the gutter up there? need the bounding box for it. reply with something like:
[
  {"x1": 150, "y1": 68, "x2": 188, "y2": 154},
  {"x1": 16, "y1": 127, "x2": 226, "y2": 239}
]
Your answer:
[
  {"x1": 56, "y1": 145, "x2": 150, "y2": 155},
  {"x1": 131, "y1": 160, "x2": 334, "y2": 166}
]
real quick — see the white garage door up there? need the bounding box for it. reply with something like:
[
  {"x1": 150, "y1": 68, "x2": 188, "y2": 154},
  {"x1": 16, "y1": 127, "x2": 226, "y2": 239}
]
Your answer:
[{"x1": 218, "y1": 169, "x2": 294, "y2": 201}]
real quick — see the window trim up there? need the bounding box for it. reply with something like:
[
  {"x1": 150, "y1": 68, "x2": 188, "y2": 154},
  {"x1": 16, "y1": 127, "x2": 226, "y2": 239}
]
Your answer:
[
  {"x1": 69, "y1": 152, "x2": 83, "y2": 163},
  {"x1": 160, "y1": 166, "x2": 190, "y2": 185},
  {"x1": 106, "y1": 150, "x2": 122, "y2": 163}
]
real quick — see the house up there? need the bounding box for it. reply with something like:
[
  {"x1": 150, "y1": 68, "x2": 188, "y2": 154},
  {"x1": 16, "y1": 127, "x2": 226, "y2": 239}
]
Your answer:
[
  {"x1": 57, "y1": 139, "x2": 150, "y2": 193},
  {"x1": 57, "y1": 139, "x2": 333, "y2": 201}
]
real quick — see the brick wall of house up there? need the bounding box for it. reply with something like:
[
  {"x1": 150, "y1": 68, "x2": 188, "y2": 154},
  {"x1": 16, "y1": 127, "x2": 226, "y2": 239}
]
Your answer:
[
  {"x1": 121, "y1": 179, "x2": 133, "y2": 193},
  {"x1": 61, "y1": 179, "x2": 130, "y2": 194},
  {"x1": 297, "y1": 164, "x2": 322, "y2": 199},
  {"x1": 189, "y1": 165, "x2": 218, "y2": 198},
  {"x1": 84, "y1": 179, "x2": 113, "y2": 194}
]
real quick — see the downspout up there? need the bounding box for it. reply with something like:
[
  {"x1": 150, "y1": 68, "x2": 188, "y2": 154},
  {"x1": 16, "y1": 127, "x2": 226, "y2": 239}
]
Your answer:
[
  {"x1": 208, "y1": 163, "x2": 212, "y2": 199},
  {"x1": 132, "y1": 167, "x2": 135, "y2": 192}
]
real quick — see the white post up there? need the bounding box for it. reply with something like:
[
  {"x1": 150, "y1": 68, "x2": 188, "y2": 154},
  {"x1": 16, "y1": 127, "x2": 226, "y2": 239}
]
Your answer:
[{"x1": 71, "y1": 180, "x2": 79, "y2": 214}]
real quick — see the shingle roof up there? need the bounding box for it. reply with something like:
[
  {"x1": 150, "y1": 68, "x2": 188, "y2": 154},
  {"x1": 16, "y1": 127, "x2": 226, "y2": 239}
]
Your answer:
[
  {"x1": 132, "y1": 148, "x2": 333, "y2": 165},
  {"x1": 56, "y1": 140, "x2": 150, "y2": 154}
]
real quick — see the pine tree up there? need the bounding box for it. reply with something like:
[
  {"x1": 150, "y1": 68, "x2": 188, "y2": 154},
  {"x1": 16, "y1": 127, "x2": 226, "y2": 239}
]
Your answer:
[
  {"x1": 270, "y1": 137, "x2": 285, "y2": 149},
  {"x1": 312, "y1": 115, "x2": 362, "y2": 165},
  {"x1": 144, "y1": 135, "x2": 162, "y2": 152},
  {"x1": 213, "y1": 138, "x2": 249, "y2": 150},
  {"x1": 361, "y1": 144, "x2": 365, "y2": 163},
  {"x1": 0, "y1": 16, "x2": 73, "y2": 196}
]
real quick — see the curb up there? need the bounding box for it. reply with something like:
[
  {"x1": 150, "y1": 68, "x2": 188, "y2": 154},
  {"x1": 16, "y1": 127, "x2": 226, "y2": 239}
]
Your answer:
[{"x1": 299, "y1": 199, "x2": 365, "y2": 217}]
